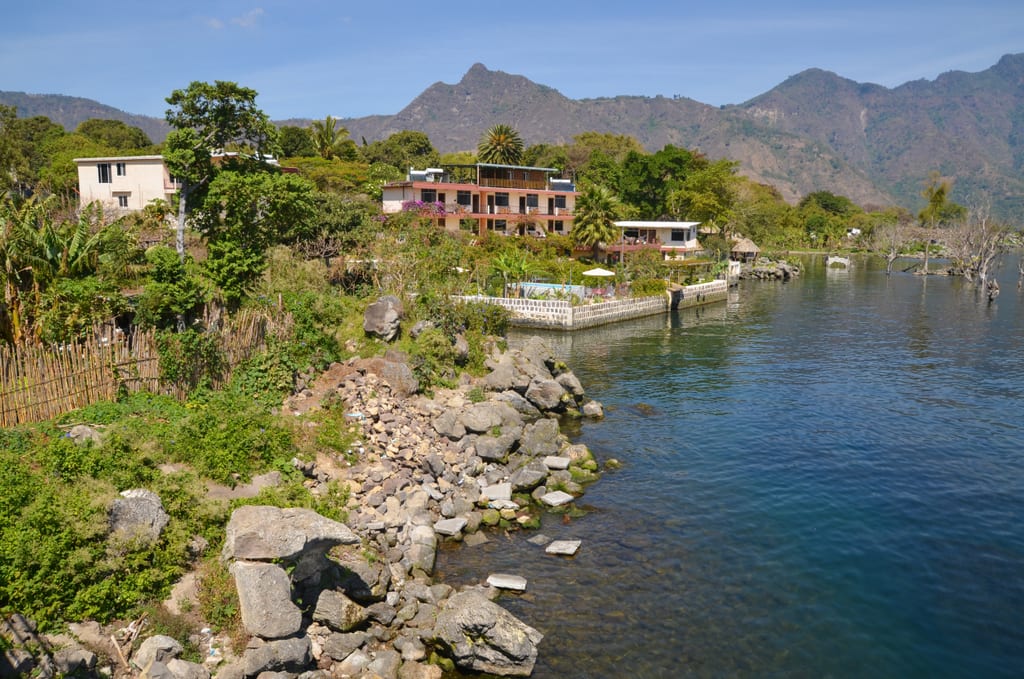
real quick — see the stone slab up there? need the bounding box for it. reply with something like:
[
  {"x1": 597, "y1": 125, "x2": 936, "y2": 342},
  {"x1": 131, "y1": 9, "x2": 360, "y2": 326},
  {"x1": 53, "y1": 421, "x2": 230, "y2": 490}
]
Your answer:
[
  {"x1": 486, "y1": 574, "x2": 527, "y2": 591},
  {"x1": 526, "y1": 533, "x2": 553, "y2": 547},
  {"x1": 539, "y1": 490, "x2": 574, "y2": 507},
  {"x1": 545, "y1": 539, "x2": 582, "y2": 556},
  {"x1": 433, "y1": 518, "x2": 468, "y2": 536},
  {"x1": 480, "y1": 482, "x2": 512, "y2": 502},
  {"x1": 543, "y1": 456, "x2": 571, "y2": 470}
]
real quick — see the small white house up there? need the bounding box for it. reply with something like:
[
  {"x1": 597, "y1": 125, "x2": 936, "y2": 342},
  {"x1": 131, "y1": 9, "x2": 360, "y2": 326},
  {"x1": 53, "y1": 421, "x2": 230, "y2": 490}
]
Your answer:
[
  {"x1": 612, "y1": 221, "x2": 703, "y2": 260},
  {"x1": 74, "y1": 155, "x2": 179, "y2": 212}
]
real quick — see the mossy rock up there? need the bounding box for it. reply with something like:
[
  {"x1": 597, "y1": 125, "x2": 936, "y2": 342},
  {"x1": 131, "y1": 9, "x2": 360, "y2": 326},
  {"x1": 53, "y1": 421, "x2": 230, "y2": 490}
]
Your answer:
[
  {"x1": 570, "y1": 467, "x2": 600, "y2": 484},
  {"x1": 481, "y1": 508, "x2": 501, "y2": 526}
]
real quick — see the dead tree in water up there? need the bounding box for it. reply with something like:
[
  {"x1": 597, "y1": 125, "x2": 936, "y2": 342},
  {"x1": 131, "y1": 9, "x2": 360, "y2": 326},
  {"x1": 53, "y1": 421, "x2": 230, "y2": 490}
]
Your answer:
[
  {"x1": 1018, "y1": 257, "x2": 1023, "y2": 290},
  {"x1": 944, "y1": 198, "x2": 1007, "y2": 290}
]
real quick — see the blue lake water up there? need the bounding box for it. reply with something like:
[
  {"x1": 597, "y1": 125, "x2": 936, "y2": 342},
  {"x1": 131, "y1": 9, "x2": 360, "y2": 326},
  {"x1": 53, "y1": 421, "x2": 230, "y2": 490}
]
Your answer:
[{"x1": 436, "y1": 256, "x2": 1024, "y2": 678}]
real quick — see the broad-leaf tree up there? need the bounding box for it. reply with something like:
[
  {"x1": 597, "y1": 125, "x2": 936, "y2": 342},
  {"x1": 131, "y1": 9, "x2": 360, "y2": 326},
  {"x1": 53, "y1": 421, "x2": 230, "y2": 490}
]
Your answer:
[
  {"x1": 75, "y1": 119, "x2": 152, "y2": 151},
  {"x1": 163, "y1": 80, "x2": 280, "y2": 259},
  {"x1": 571, "y1": 184, "x2": 622, "y2": 261},
  {"x1": 477, "y1": 124, "x2": 524, "y2": 165}
]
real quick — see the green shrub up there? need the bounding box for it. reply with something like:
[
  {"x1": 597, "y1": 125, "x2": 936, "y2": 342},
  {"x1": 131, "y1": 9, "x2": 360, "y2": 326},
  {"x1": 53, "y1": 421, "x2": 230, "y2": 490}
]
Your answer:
[{"x1": 630, "y1": 278, "x2": 668, "y2": 297}]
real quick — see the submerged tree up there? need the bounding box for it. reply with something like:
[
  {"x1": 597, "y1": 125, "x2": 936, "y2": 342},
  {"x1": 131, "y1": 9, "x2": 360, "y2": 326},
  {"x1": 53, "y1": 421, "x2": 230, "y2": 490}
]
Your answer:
[{"x1": 477, "y1": 124, "x2": 524, "y2": 165}]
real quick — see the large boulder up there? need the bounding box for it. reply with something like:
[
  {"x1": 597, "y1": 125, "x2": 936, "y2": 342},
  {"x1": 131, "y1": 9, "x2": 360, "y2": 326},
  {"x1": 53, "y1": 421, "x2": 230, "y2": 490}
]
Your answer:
[
  {"x1": 108, "y1": 489, "x2": 169, "y2": 545},
  {"x1": 518, "y1": 418, "x2": 562, "y2": 457},
  {"x1": 241, "y1": 636, "x2": 312, "y2": 676},
  {"x1": 364, "y1": 295, "x2": 404, "y2": 342},
  {"x1": 230, "y1": 562, "x2": 302, "y2": 639},
  {"x1": 524, "y1": 377, "x2": 567, "y2": 412},
  {"x1": 431, "y1": 590, "x2": 543, "y2": 677},
  {"x1": 222, "y1": 506, "x2": 359, "y2": 564},
  {"x1": 358, "y1": 357, "x2": 420, "y2": 398}
]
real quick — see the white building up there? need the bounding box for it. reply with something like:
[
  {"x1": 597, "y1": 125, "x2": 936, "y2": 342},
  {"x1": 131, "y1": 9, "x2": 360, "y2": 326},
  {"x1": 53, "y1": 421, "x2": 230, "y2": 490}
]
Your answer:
[{"x1": 74, "y1": 155, "x2": 179, "y2": 212}]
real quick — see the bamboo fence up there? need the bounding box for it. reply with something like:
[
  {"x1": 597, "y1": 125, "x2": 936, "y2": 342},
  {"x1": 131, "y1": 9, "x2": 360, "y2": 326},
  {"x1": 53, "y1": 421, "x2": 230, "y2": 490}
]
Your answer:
[{"x1": 0, "y1": 309, "x2": 293, "y2": 427}]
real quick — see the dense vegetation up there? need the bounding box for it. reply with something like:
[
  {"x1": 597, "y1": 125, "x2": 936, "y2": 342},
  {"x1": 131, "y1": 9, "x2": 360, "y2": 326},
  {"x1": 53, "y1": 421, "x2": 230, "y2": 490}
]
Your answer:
[{"x1": 0, "y1": 80, "x2": 1016, "y2": 631}]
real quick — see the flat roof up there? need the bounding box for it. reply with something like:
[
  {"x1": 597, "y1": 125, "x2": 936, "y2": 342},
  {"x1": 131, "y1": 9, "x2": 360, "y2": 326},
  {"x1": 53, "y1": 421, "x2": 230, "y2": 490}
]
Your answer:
[
  {"x1": 73, "y1": 155, "x2": 165, "y2": 163},
  {"x1": 615, "y1": 221, "x2": 701, "y2": 228}
]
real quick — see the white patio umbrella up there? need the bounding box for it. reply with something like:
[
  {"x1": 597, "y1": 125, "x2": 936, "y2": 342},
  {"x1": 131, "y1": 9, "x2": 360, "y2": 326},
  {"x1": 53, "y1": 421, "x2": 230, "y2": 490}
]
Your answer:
[{"x1": 582, "y1": 267, "x2": 615, "y2": 277}]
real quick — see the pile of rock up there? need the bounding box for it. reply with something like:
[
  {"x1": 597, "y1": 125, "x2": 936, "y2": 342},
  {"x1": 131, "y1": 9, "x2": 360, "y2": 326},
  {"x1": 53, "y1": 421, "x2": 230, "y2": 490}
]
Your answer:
[
  {"x1": 741, "y1": 259, "x2": 801, "y2": 281},
  {"x1": 7, "y1": 335, "x2": 604, "y2": 678}
]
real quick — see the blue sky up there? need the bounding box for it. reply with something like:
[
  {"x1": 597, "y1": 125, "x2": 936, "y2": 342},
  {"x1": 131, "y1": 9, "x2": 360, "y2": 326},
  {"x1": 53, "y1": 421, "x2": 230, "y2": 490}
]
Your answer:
[{"x1": 2, "y1": 1, "x2": 1021, "y2": 121}]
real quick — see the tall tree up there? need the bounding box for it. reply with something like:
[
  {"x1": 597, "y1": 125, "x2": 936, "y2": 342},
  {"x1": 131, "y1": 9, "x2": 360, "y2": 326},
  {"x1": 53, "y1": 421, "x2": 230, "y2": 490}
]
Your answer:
[
  {"x1": 75, "y1": 119, "x2": 152, "y2": 151},
  {"x1": 163, "y1": 81, "x2": 279, "y2": 260},
  {"x1": 571, "y1": 184, "x2": 622, "y2": 261},
  {"x1": 278, "y1": 125, "x2": 316, "y2": 157},
  {"x1": 309, "y1": 115, "x2": 355, "y2": 160},
  {"x1": 477, "y1": 124, "x2": 524, "y2": 165},
  {"x1": 360, "y1": 131, "x2": 439, "y2": 172}
]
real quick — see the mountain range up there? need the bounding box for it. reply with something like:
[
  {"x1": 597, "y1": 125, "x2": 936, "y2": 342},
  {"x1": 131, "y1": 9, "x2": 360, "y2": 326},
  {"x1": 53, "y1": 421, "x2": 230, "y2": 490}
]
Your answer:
[{"x1": 4, "y1": 54, "x2": 1023, "y2": 220}]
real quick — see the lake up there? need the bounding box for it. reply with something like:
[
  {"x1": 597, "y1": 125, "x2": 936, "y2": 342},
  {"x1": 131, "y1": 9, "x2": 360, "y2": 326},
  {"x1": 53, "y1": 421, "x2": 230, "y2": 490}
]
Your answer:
[{"x1": 436, "y1": 255, "x2": 1024, "y2": 678}]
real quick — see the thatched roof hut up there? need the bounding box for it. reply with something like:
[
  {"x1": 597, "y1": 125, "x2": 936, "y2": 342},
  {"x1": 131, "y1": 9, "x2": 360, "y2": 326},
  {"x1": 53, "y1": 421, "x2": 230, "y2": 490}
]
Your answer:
[{"x1": 730, "y1": 237, "x2": 760, "y2": 263}]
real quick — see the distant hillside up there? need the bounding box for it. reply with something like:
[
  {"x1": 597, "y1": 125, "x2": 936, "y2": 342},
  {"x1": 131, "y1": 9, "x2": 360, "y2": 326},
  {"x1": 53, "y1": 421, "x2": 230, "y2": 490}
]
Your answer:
[
  {"x1": 0, "y1": 91, "x2": 170, "y2": 143},
  {"x1": 6, "y1": 54, "x2": 1023, "y2": 220}
]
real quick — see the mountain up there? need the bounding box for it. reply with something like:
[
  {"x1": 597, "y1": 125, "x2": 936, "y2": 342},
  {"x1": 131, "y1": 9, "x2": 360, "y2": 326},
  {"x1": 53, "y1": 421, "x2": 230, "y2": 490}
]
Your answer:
[
  {"x1": 0, "y1": 91, "x2": 170, "y2": 144},
  {"x1": 5, "y1": 55, "x2": 1023, "y2": 219}
]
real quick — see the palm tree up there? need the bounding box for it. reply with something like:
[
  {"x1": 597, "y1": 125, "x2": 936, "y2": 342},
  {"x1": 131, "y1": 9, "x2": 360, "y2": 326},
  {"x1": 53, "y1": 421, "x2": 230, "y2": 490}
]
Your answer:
[
  {"x1": 477, "y1": 124, "x2": 524, "y2": 165},
  {"x1": 310, "y1": 115, "x2": 350, "y2": 160},
  {"x1": 571, "y1": 184, "x2": 621, "y2": 262}
]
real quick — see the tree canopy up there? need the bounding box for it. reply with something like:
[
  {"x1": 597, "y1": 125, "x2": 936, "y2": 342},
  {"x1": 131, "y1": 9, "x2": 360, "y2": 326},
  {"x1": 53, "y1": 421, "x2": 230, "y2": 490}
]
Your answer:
[{"x1": 477, "y1": 124, "x2": 524, "y2": 165}]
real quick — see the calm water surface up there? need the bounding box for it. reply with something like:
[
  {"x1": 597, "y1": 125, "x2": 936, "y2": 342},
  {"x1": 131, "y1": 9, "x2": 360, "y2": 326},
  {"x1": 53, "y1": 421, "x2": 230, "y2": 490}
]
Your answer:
[{"x1": 436, "y1": 256, "x2": 1024, "y2": 678}]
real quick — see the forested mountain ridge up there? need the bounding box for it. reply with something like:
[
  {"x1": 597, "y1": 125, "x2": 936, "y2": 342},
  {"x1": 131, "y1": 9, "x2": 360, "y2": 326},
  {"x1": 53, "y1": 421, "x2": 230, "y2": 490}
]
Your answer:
[{"x1": 4, "y1": 53, "x2": 1022, "y2": 219}]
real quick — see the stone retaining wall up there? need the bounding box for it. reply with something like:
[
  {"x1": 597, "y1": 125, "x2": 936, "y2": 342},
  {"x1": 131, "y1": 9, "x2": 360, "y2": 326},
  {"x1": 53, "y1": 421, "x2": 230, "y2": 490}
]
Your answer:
[{"x1": 457, "y1": 279, "x2": 728, "y2": 329}]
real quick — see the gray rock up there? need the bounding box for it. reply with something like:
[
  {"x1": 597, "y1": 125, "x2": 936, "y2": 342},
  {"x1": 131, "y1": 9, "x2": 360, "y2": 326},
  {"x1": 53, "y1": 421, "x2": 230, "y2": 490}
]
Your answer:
[
  {"x1": 366, "y1": 602, "x2": 397, "y2": 625},
  {"x1": 241, "y1": 636, "x2": 312, "y2": 677},
  {"x1": 68, "y1": 424, "x2": 102, "y2": 445},
  {"x1": 581, "y1": 399, "x2": 605, "y2": 418},
  {"x1": 555, "y1": 370, "x2": 585, "y2": 397},
  {"x1": 367, "y1": 649, "x2": 402, "y2": 678},
  {"x1": 492, "y1": 390, "x2": 542, "y2": 420},
  {"x1": 139, "y1": 660, "x2": 176, "y2": 679},
  {"x1": 524, "y1": 377, "x2": 566, "y2": 412},
  {"x1": 510, "y1": 459, "x2": 548, "y2": 491},
  {"x1": 335, "y1": 649, "x2": 371, "y2": 676},
  {"x1": 222, "y1": 505, "x2": 359, "y2": 563},
  {"x1": 313, "y1": 589, "x2": 368, "y2": 632},
  {"x1": 133, "y1": 635, "x2": 182, "y2": 671},
  {"x1": 363, "y1": 295, "x2": 404, "y2": 342},
  {"x1": 460, "y1": 402, "x2": 504, "y2": 434},
  {"x1": 2, "y1": 649, "x2": 34, "y2": 677},
  {"x1": 518, "y1": 418, "x2": 562, "y2": 457},
  {"x1": 472, "y1": 433, "x2": 516, "y2": 462},
  {"x1": 322, "y1": 631, "x2": 369, "y2": 661},
  {"x1": 165, "y1": 658, "x2": 211, "y2": 679},
  {"x1": 109, "y1": 489, "x2": 169, "y2": 545},
  {"x1": 53, "y1": 648, "x2": 97, "y2": 675},
  {"x1": 397, "y1": 661, "x2": 443, "y2": 679},
  {"x1": 432, "y1": 410, "x2": 466, "y2": 440},
  {"x1": 453, "y1": 333, "x2": 470, "y2": 365},
  {"x1": 409, "y1": 320, "x2": 434, "y2": 339},
  {"x1": 230, "y1": 561, "x2": 302, "y2": 639},
  {"x1": 360, "y1": 357, "x2": 420, "y2": 398},
  {"x1": 407, "y1": 524, "x2": 437, "y2": 574},
  {"x1": 431, "y1": 590, "x2": 543, "y2": 677}
]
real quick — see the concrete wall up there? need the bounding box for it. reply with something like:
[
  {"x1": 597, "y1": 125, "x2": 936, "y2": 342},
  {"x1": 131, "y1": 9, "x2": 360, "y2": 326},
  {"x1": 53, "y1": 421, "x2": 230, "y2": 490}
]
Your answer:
[{"x1": 456, "y1": 279, "x2": 728, "y2": 330}]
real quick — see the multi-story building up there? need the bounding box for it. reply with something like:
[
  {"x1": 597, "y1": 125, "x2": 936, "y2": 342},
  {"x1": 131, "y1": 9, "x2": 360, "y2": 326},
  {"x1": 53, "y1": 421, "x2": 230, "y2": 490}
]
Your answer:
[
  {"x1": 381, "y1": 163, "x2": 577, "y2": 237},
  {"x1": 74, "y1": 155, "x2": 180, "y2": 212}
]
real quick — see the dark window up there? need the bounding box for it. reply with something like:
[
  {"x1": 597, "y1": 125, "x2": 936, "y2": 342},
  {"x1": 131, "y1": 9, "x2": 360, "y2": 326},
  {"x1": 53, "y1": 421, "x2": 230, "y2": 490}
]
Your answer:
[
  {"x1": 116, "y1": 162, "x2": 127, "y2": 176},
  {"x1": 494, "y1": 192, "x2": 509, "y2": 207},
  {"x1": 456, "y1": 190, "x2": 471, "y2": 205},
  {"x1": 116, "y1": 195, "x2": 129, "y2": 208},
  {"x1": 420, "y1": 189, "x2": 437, "y2": 202},
  {"x1": 526, "y1": 194, "x2": 538, "y2": 208},
  {"x1": 671, "y1": 229, "x2": 690, "y2": 241},
  {"x1": 97, "y1": 163, "x2": 111, "y2": 183},
  {"x1": 554, "y1": 195, "x2": 566, "y2": 209}
]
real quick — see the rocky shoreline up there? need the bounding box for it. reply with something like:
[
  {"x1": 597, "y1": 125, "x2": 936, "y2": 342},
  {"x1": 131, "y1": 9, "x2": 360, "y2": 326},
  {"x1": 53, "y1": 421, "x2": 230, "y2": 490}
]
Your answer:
[{"x1": 2, "y1": 335, "x2": 607, "y2": 679}]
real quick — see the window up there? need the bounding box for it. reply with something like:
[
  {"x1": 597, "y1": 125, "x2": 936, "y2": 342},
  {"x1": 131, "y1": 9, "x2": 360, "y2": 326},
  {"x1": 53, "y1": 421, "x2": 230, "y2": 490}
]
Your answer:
[
  {"x1": 116, "y1": 195, "x2": 129, "y2": 208},
  {"x1": 526, "y1": 194, "x2": 539, "y2": 208},
  {"x1": 494, "y1": 192, "x2": 509, "y2": 207},
  {"x1": 671, "y1": 229, "x2": 690, "y2": 242},
  {"x1": 97, "y1": 163, "x2": 111, "y2": 183},
  {"x1": 116, "y1": 162, "x2": 127, "y2": 176},
  {"x1": 456, "y1": 190, "x2": 471, "y2": 206},
  {"x1": 420, "y1": 189, "x2": 437, "y2": 202},
  {"x1": 554, "y1": 195, "x2": 566, "y2": 209}
]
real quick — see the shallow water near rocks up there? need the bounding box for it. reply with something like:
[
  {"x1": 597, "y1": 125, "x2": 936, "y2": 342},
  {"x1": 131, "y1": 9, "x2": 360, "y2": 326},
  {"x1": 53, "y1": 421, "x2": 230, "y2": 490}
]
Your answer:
[{"x1": 435, "y1": 256, "x2": 1024, "y2": 678}]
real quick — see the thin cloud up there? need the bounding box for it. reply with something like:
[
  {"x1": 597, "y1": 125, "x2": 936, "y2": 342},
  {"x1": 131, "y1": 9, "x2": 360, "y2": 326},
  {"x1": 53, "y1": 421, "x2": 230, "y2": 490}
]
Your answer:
[
  {"x1": 205, "y1": 18, "x2": 224, "y2": 30},
  {"x1": 231, "y1": 8, "x2": 265, "y2": 29}
]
